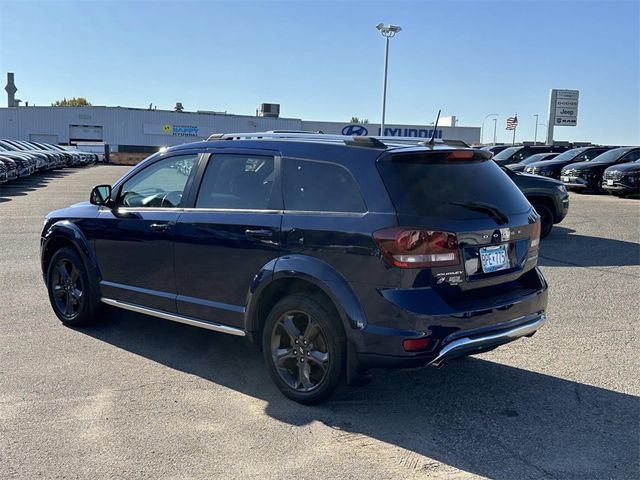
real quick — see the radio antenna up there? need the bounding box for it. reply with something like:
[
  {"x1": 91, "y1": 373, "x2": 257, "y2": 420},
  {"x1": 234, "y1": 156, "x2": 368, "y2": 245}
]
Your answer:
[{"x1": 427, "y1": 109, "x2": 441, "y2": 146}]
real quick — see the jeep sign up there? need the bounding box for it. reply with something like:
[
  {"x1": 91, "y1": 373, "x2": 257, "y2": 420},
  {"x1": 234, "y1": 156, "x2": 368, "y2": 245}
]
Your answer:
[{"x1": 550, "y1": 89, "x2": 579, "y2": 126}]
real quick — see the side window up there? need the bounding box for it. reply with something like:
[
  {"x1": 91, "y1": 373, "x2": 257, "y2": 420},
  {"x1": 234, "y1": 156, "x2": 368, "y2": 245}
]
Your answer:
[
  {"x1": 583, "y1": 149, "x2": 606, "y2": 161},
  {"x1": 621, "y1": 150, "x2": 640, "y2": 162},
  {"x1": 513, "y1": 149, "x2": 529, "y2": 162},
  {"x1": 283, "y1": 158, "x2": 366, "y2": 213},
  {"x1": 196, "y1": 154, "x2": 275, "y2": 209},
  {"x1": 118, "y1": 154, "x2": 197, "y2": 208}
]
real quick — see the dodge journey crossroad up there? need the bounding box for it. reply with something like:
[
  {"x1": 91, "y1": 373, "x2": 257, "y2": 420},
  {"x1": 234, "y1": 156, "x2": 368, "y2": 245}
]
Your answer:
[{"x1": 41, "y1": 133, "x2": 548, "y2": 404}]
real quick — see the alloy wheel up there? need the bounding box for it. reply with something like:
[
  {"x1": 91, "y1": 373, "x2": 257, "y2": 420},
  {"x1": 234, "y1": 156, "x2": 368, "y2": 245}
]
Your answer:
[
  {"x1": 270, "y1": 310, "x2": 330, "y2": 392},
  {"x1": 51, "y1": 259, "x2": 83, "y2": 319}
]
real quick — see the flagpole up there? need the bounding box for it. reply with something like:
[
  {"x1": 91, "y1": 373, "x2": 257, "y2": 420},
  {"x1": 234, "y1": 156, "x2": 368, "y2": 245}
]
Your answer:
[{"x1": 512, "y1": 113, "x2": 517, "y2": 145}]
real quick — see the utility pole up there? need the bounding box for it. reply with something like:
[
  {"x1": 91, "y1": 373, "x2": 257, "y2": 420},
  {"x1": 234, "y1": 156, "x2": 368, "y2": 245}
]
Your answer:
[
  {"x1": 492, "y1": 118, "x2": 497, "y2": 145},
  {"x1": 533, "y1": 114, "x2": 539, "y2": 145}
]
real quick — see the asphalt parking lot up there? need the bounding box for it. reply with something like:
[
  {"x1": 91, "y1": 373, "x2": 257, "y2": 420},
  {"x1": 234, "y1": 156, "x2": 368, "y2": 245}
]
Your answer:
[{"x1": 1, "y1": 165, "x2": 638, "y2": 479}]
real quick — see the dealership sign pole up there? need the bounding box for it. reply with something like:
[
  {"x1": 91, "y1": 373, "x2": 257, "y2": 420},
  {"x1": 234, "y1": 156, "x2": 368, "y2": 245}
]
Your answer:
[{"x1": 546, "y1": 89, "x2": 579, "y2": 144}]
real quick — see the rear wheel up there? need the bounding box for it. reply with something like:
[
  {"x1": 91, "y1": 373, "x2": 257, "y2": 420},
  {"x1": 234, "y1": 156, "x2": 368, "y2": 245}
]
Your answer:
[
  {"x1": 46, "y1": 247, "x2": 101, "y2": 326},
  {"x1": 533, "y1": 204, "x2": 554, "y2": 239},
  {"x1": 262, "y1": 294, "x2": 345, "y2": 404}
]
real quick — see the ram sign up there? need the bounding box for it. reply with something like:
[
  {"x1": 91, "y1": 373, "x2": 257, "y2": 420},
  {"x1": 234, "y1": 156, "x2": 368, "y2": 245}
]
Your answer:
[{"x1": 550, "y1": 89, "x2": 579, "y2": 126}]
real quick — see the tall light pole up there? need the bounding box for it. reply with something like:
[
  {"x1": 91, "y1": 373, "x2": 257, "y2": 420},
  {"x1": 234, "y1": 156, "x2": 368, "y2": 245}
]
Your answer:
[
  {"x1": 492, "y1": 118, "x2": 498, "y2": 145},
  {"x1": 480, "y1": 113, "x2": 498, "y2": 144},
  {"x1": 533, "y1": 114, "x2": 539, "y2": 144},
  {"x1": 376, "y1": 23, "x2": 402, "y2": 136}
]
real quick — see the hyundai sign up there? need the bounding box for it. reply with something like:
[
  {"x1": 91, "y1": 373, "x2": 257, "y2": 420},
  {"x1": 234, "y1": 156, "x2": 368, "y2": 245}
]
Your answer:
[
  {"x1": 342, "y1": 124, "x2": 369, "y2": 136},
  {"x1": 341, "y1": 124, "x2": 442, "y2": 138}
]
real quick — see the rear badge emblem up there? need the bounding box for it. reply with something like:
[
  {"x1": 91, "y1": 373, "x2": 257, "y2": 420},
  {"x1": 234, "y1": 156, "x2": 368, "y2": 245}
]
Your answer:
[{"x1": 500, "y1": 228, "x2": 511, "y2": 241}]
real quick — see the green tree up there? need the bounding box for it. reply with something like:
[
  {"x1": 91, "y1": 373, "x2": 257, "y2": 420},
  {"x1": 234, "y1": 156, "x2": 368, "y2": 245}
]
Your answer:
[
  {"x1": 52, "y1": 97, "x2": 91, "y2": 107},
  {"x1": 350, "y1": 117, "x2": 369, "y2": 124}
]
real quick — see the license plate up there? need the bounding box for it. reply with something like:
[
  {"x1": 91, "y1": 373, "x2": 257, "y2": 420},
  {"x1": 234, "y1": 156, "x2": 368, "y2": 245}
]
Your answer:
[
  {"x1": 607, "y1": 179, "x2": 614, "y2": 186},
  {"x1": 562, "y1": 176, "x2": 570, "y2": 182},
  {"x1": 479, "y1": 245, "x2": 510, "y2": 273}
]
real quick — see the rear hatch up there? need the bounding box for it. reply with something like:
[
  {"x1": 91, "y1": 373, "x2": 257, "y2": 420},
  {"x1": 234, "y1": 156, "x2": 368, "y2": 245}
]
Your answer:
[{"x1": 375, "y1": 148, "x2": 540, "y2": 301}]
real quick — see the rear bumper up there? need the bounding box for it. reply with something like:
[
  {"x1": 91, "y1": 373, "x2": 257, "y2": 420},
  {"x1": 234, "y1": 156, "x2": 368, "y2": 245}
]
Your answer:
[
  {"x1": 350, "y1": 267, "x2": 549, "y2": 369},
  {"x1": 429, "y1": 313, "x2": 545, "y2": 366}
]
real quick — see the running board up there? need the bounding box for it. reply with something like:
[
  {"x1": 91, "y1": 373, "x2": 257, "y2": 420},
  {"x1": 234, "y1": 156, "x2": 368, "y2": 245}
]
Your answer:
[{"x1": 101, "y1": 297, "x2": 246, "y2": 337}]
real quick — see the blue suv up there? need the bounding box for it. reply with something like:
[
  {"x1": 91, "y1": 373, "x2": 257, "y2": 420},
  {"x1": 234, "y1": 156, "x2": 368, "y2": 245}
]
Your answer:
[{"x1": 41, "y1": 133, "x2": 548, "y2": 404}]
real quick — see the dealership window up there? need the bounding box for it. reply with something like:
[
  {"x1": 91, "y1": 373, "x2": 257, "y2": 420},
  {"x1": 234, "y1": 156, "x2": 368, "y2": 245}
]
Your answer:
[
  {"x1": 196, "y1": 154, "x2": 275, "y2": 210},
  {"x1": 118, "y1": 154, "x2": 197, "y2": 208},
  {"x1": 282, "y1": 158, "x2": 366, "y2": 213}
]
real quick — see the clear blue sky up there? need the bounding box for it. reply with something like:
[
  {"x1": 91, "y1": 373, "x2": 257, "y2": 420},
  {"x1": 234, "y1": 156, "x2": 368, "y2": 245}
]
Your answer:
[{"x1": 1, "y1": 0, "x2": 638, "y2": 144}]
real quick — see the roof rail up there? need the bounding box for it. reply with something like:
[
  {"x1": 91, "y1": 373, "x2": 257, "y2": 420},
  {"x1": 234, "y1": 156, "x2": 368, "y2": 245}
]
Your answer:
[
  {"x1": 205, "y1": 131, "x2": 389, "y2": 149},
  {"x1": 343, "y1": 136, "x2": 387, "y2": 149}
]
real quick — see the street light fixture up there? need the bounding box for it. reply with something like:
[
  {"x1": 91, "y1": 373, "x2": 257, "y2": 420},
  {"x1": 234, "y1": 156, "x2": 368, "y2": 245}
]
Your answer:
[
  {"x1": 480, "y1": 113, "x2": 498, "y2": 144},
  {"x1": 376, "y1": 23, "x2": 402, "y2": 136}
]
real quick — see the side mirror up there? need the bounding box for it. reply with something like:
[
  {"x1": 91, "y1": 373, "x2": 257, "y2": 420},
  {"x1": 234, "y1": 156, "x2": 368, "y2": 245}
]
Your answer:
[{"x1": 90, "y1": 184, "x2": 113, "y2": 207}]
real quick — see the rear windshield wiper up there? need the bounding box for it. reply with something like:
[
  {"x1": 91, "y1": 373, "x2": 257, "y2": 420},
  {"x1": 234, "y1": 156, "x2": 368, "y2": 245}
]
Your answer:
[{"x1": 449, "y1": 201, "x2": 510, "y2": 225}]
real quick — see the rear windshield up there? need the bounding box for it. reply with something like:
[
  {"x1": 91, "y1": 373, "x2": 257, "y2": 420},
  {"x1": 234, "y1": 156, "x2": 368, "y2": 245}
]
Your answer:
[{"x1": 378, "y1": 153, "x2": 531, "y2": 219}]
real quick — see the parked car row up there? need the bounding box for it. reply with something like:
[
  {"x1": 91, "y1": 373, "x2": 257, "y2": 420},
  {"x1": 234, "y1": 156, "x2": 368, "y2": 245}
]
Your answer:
[
  {"x1": 0, "y1": 139, "x2": 100, "y2": 184},
  {"x1": 495, "y1": 144, "x2": 639, "y2": 198}
]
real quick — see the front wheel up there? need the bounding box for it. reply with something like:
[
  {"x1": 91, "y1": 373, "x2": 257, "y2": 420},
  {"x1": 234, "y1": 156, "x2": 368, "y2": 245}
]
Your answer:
[
  {"x1": 262, "y1": 294, "x2": 345, "y2": 405},
  {"x1": 533, "y1": 204, "x2": 554, "y2": 239},
  {"x1": 46, "y1": 247, "x2": 101, "y2": 326}
]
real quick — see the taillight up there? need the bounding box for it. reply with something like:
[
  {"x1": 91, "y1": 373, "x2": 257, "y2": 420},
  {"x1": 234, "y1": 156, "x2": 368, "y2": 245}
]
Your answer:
[
  {"x1": 373, "y1": 228, "x2": 460, "y2": 268},
  {"x1": 529, "y1": 219, "x2": 541, "y2": 254}
]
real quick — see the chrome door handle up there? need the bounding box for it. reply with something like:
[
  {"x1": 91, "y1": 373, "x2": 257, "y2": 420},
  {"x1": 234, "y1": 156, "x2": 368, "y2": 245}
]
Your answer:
[
  {"x1": 245, "y1": 229, "x2": 273, "y2": 239},
  {"x1": 149, "y1": 223, "x2": 170, "y2": 233}
]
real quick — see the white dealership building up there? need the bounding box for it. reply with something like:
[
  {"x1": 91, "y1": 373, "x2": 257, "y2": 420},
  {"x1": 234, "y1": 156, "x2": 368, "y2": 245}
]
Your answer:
[{"x1": 0, "y1": 105, "x2": 481, "y2": 154}]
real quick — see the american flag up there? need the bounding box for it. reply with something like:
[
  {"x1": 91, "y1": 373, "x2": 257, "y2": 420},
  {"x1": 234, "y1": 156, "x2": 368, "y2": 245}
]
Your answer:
[{"x1": 506, "y1": 116, "x2": 518, "y2": 130}]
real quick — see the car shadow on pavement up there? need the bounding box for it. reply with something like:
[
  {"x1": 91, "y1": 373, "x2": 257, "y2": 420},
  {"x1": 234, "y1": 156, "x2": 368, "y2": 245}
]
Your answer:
[
  {"x1": 80, "y1": 310, "x2": 639, "y2": 479},
  {"x1": 539, "y1": 226, "x2": 640, "y2": 267},
  {"x1": 0, "y1": 170, "x2": 76, "y2": 201}
]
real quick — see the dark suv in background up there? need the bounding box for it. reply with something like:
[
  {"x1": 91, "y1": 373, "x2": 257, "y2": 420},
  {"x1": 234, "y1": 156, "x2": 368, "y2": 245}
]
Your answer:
[
  {"x1": 524, "y1": 146, "x2": 613, "y2": 179},
  {"x1": 41, "y1": 133, "x2": 548, "y2": 404},
  {"x1": 492, "y1": 145, "x2": 570, "y2": 166},
  {"x1": 500, "y1": 166, "x2": 568, "y2": 238},
  {"x1": 561, "y1": 147, "x2": 640, "y2": 192}
]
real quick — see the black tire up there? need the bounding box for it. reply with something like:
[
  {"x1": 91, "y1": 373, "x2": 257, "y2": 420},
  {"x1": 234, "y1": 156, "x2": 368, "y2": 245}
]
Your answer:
[
  {"x1": 262, "y1": 294, "x2": 345, "y2": 405},
  {"x1": 46, "y1": 247, "x2": 101, "y2": 326},
  {"x1": 533, "y1": 204, "x2": 554, "y2": 239}
]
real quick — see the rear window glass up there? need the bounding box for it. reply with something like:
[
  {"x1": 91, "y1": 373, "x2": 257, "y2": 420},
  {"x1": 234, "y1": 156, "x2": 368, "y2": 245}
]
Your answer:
[{"x1": 378, "y1": 153, "x2": 531, "y2": 219}]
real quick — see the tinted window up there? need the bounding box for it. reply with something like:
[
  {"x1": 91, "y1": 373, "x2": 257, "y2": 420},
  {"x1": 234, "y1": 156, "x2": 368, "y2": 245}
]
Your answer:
[
  {"x1": 283, "y1": 159, "x2": 366, "y2": 213},
  {"x1": 577, "y1": 148, "x2": 608, "y2": 162},
  {"x1": 118, "y1": 154, "x2": 197, "y2": 208},
  {"x1": 493, "y1": 146, "x2": 523, "y2": 161},
  {"x1": 621, "y1": 150, "x2": 640, "y2": 162},
  {"x1": 590, "y1": 148, "x2": 633, "y2": 164},
  {"x1": 196, "y1": 154, "x2": 275, "y2": 209},
  {"x1": 378, "y1": 153, "x2": 530, "y2": 219}
]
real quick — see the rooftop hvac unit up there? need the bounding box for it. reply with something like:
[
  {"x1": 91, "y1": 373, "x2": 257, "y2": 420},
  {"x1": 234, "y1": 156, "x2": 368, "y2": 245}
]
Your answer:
[{"x1": 259, "y1": 103, "x2": 280, "y2": 118}]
